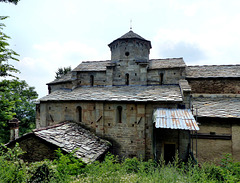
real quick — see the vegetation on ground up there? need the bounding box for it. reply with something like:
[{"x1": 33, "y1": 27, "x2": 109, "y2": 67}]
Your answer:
[{"x1": 1, "y1": 143, "x2": 240, "y2": 183}]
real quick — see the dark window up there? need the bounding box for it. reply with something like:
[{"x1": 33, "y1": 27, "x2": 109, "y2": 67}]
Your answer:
[
  {"x1": 48, "y1": 86, "x2": 51, "y2": 94},
  {"x1": 125, "y1": 51, "x2": 130, "y2": 56},
  {"x1": 90, "y1": 75, "x2": 94, "y2": 86},
  {"x1": 164, "y1": 144, "x2": 175, "y2": 164},
  {"x1": 77, "y1": 106, "x2": 82, "y2": 122},
  {"x1": 117, "y1": 106, "x2": 122, "y2": 123},
  {"x1": 160, "y1": 73, "x2": 164, "y2": 85},
  {"x1": 125, "y1": 73, "x2": 129, "y2": 85}
]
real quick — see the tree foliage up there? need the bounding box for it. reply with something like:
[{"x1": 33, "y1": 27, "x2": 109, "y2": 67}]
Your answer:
[
  {"x1": 55, "y1": 66, "x2": 71, "y2": 79},
  {"x1": 0, "y1": 80, "x2": 38, "y2": 143},
  {"x1": 0, "y1": 0, "x2": 20, "y2": 5},
  {"x1": 0, "y1": 16, "x2": 19, "y2": 78}
]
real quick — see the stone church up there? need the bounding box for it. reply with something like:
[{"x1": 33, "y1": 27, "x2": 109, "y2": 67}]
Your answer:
[{"x1": 9, "y1": 30, "x2": 240, "y2": 163}]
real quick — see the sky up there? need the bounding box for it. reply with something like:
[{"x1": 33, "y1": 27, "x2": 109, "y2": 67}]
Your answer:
[{"x1": 1, "y1": 0, "x2": 240, "y2": 98}]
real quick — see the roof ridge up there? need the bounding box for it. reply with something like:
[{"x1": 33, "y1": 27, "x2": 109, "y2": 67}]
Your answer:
[
  {"x1": 188, "y1": 64, "x2": 240, "y2": 67},
  {"x1": 33, "y1": 122, "x2": 68, "y2": 132},
  {"x1": 81, "y1": 60, "x2": 111, "y2": 63}
]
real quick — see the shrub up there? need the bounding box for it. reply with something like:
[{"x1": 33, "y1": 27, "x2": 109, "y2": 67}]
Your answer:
[{"x1": 0, "y1": 143, "x2": 28, "y2": 183}]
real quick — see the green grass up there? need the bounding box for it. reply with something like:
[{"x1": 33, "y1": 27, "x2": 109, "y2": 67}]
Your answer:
[{"x1": 1, "y1": 144, "x2": 240, "y2": 183}]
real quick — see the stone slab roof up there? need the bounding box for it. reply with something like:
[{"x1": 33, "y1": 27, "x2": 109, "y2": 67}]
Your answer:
[
  {"x1": 192, "y1": 95, "x2": 240, "y2": 118},
  {"x1": 47, "y1": 72, "x2": 72, "y2": 85},
  {"x1": 73, "y1": 60, "x2": 111, "y2": 72},
  {"x1": 33, "y1": 122, "x2": 110, "y2": 163},
  {"x1": 148, "y1": 58, "x2": 186, "y2": 69},
  {"x1": 39, "y1": 85, "x2": 182, "y2": 102},
  {"x1": 118, "y1": 30, "x2": 147, "y2": 41},
  {"x1": 186, "y1": 65, "x2": 240, "y2": 78}
]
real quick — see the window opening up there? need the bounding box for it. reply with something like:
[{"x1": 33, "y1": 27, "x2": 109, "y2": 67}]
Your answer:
[
  {"x1": 48, "y1": 86, "x2": 51, "y2": 94},
  {"x1": 77, "y1": 106, "x2": 82, "y2": 122},
  {"x1": 117, "y1": 106, "x2": 122, "y2": 123},
  {"x1": 125, "y1": 73, "x2": 129, "y2": 85},
  {"x1": 160, "y1": 73, "x2": 164, "y2": 85},
  {"x1": 90, "y1": 75, "x2": 94, "y2": 86}
]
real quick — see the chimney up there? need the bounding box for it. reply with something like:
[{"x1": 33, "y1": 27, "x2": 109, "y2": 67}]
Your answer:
[{"x1": 9, "y1": 118, "x2": 20, "y2": 141}]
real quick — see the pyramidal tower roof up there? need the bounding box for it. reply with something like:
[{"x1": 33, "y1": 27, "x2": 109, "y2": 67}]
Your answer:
[
  {"x1": 119, "y1": 30, "x2": 147, "y2": 40},
  {"x1": 109, "y1": 30, "x2": 151, "y2": 48}
]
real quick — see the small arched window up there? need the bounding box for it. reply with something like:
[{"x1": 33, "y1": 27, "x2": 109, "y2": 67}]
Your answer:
[
  {"x1": 48, "y1": 86, "x2": 51, "y2": 94},
  {"x1": 90, "y1": 75, "x2": 94, "y2": 86},
  {"x1": 125, "y1": 73, "x2": 129, "y2": 85},
  {"x1": 77, "y1": 106, "x2": 82, "y2": 122},
  {"x1": 160, "y1": 73, "x2": 164, "y2": 85},
  {"x1": 117, "y1": 106, "x2": 122, "y2": 123}
]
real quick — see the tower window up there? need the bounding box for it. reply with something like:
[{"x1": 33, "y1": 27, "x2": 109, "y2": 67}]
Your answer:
[
  {"x1": 90, "y1": 75, "x2": 94, "y2": 86},
  {"x1": 77, "y1": 106, "x2": 82, "y2": 122},
  {"x1": 125, "y1": 73, "x2": 129, "y2": 85},
  {"x1": 160, "y1": 73, "x2": 164, "y2": 85},
  {"x1": 48, "y1": 86, "x2": 51, "y2": 94},
  {"x1": 125, "y1": 52, "x2": 130, "y2": 56},
  {"x1": 117, "y1": 106, "x2": 122, "y2": 123}
]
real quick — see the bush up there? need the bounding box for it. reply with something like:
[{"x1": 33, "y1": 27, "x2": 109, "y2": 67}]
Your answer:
[
  {"x1": 52, "y1": 149, "x2": 86, "y2": 182},
  {"x1": 0, "y1": 143, "x2": 28, "y2": 183}
]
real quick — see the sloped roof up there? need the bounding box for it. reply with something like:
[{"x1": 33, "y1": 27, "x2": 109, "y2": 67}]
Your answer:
[
  {"x1": 192, "y1": 95, "x2": 240, "y2": 118},
  {"x1": 47, "y1": 72, "x2": 72, "y2": 85},
  {"x1": 149, "y1": 58, "x2": 186, "y2": 69},
  {"x1": 118, "y1": 30, "x2": 147, "y2": 40},
  {"x1": 73, "y1": 60, "x2": 111, "y2": 72},
  {"x1": 186, "y1": 65, "x2": 240, "y2": 78},
  {"x1": 153, "y1": 108, "x2": 199, "y2": 131},
  {"x1": 108, "y1": 30, "x2": 151, "y2": 48},
  {"x1": 39, "y1": 85, "x2": 182, "y2": 102},
  {"x1": 33, "y1": 122, "x2": 110, "y2": 163}
]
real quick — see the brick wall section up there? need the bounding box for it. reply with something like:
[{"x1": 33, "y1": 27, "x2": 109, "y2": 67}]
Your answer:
[{"x1": 188, "y1": 79, "x2": 240, "y2": 94}]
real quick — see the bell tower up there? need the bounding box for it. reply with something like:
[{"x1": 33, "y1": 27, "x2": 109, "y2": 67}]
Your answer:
[
  {"x1": 107, "y1": 31, "x2": 152, "y2": 86},
  {"x1": 108, "y1": 30, "x2": 152, "y2": 62}
]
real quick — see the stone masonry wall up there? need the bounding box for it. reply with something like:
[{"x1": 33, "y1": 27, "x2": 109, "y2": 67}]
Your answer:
[
  {"x1": 8, "y1": 136, "x2": 57, "y2": 162},
  {"x1": 147, "y1": 68, "x2": 184, "y2": 85},
  {"x1": 77, "y1": 71, "x2": 106, "y2": 86},
  {"x1": 191, "y1": 118, "x2": 233, "y2": 163},
  {"x1": 38, "y1": 101, "x2": 181, "y2": 159},
  {"x1": 188, "y1": 79, "x2": 240, "y2": 94}
]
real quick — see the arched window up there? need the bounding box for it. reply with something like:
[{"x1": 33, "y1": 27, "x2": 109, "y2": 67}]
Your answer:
[
  {"x1": 90, "y1": 75, "x2": 94, "y2": 86},
  {"x1": 77, "y1": 106, "x2": 82, "y2": 122},
  {"x1": 160, "y1": 73, "x2": 164, "y2": 85},
  {"x1": 117, "y1": 106, "x2": 122, "y2": 123},
  {"x1": 48, "y1": 86, "x2": 51, "y2": 94},
  {"x1": 125, "y1": 73, "x2": 129, "y2": 85}
]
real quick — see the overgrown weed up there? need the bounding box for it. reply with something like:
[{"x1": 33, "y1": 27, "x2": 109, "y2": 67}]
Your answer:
[{"x1": 1, "y1": 144, "x2": 240, "y2": 183}]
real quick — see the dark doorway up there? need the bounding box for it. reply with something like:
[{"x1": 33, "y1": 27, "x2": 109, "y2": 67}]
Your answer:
[{"x1": 164, "y1": 144, "x2": 175, "y2": 164}]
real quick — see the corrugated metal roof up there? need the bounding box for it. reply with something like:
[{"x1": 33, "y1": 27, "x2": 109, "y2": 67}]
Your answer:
[{"x1": 153, "y1": 108, "x2": 199, "y2": 131}]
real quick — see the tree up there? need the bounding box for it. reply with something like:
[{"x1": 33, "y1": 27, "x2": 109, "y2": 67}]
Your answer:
[
  {"x1": 0, "y1": 16, "x2": 19, "y2": 78},
  {"x1": 0, "y1": 79, "x2": 38, "y2": 143},
  {"x1": 55, "y1": 66, "x2": 71, "y2": 79},
  {"x1": 0, "y1": 0, "x2": 20, "y2": 5},
  {"x1": 0, "y1": 17, "x2": 37, "y2": 143}
]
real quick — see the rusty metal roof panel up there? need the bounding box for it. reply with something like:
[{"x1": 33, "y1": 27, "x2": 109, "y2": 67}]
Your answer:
[{"x1": 153, "y1": 108, "x2": 199, "y2": 131}]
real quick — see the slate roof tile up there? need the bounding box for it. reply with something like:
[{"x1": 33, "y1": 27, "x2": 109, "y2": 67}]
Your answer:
[
  {"x1": 186, "y1": 65, "x2": 240, "y2": 78},
  {"x1": 148, "y1": 58, "x2": 186, "y2": 69},
  {"x1": 192, "y1": 95, "x2": 240, "y2": 118},
  {"x1": 33, "y1": 122, "x2": 110, "y2": 163},
  {"x1": 73, "y1": 60, "x2": 111, "y2": 72},
  {"x1": 39, "y1": 85, "x2": 182, "y2": 102},
  {"x1": 47, "y1": 72, "x2": 72, "y2": 85}
]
